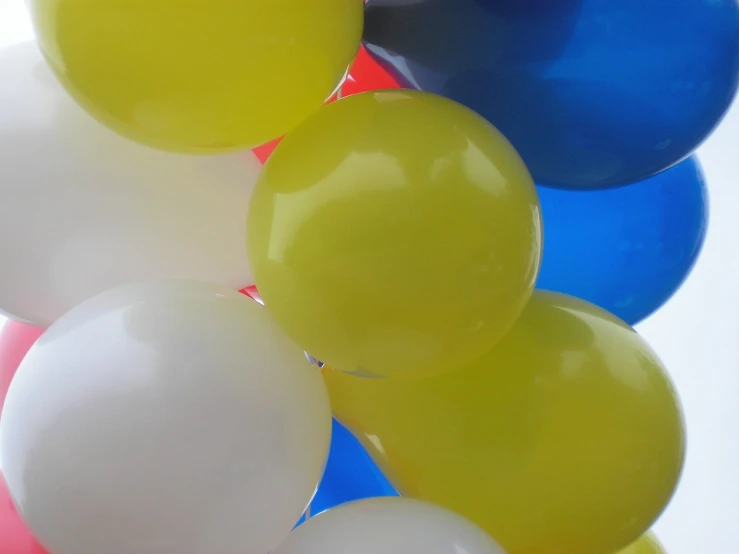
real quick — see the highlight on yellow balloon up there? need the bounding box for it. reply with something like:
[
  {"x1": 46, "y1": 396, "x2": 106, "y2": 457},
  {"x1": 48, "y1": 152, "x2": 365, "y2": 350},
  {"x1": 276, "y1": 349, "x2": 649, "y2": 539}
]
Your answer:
[
  {"x1": 323, "y1": 291, "x2": 685, "y2": 554},
  {"x1": 29, "y1": 0, "x2": 363, "y2": 153},
  {"x1": 617, "y1": 532, "x2": 667, "y2": 554},
  {"x1": 247, "y1": 90, "x2": 542, "y2": 379}
]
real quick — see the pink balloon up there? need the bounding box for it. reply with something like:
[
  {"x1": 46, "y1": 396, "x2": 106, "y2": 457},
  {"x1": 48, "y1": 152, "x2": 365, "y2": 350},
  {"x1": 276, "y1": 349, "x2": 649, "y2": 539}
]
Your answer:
[
  {"x1": 1, "y1": 471, "x2": 49, "y2": 554},
  {"x1": 0, "y1": 321, "x2": 44, "y2": 416}
]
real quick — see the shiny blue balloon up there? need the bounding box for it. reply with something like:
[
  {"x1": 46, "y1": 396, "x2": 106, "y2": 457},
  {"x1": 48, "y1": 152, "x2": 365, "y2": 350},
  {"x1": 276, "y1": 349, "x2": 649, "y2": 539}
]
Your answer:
[
  {"x1": 296, "y1": 419, "x2": 398, "y2": 525},
  {"x1": 363, "y1": 0, "x2": 739, "y2": 189},
  {"x1": 536, "y1": 156, "x2": 708, "y2": 324}
]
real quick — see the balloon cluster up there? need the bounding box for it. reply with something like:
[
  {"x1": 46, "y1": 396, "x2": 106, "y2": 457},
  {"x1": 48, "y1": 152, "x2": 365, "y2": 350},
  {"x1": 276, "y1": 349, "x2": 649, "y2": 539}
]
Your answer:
[{"x1": 0, "y1": 1, "x2": 735, "y2": 553}]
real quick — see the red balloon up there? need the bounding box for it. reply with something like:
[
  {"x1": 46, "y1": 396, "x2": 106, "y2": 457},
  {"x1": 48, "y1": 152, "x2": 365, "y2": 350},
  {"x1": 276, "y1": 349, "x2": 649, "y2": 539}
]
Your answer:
[
  {"x1": 0, "y1": 321, "x2": 44, "y2": 415},
  {"x1": 1, "y1": 472, "x2": 49, "y2": 554},
  {"x1": 251, "y1": 46, "x2": 400, "y2": 163}
]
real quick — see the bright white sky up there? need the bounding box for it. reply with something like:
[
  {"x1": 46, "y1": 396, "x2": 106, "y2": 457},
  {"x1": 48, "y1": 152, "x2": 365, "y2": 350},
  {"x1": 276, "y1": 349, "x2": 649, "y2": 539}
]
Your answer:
[{"x1": 2, "y1": 2, "x2": 739, "y2": 552}]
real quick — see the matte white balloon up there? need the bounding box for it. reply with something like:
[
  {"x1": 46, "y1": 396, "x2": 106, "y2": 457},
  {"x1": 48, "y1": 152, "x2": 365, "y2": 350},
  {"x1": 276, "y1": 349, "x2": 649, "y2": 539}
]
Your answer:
[
  {"x1": 273, "y1": 498, "x2": 508, "y2": 554},
  {"x1": 0, "y1": 41, "x2": 261, "y2": 325},
  {"x1": 0, "y1": 280, "x2": 331, "y2": 554}
]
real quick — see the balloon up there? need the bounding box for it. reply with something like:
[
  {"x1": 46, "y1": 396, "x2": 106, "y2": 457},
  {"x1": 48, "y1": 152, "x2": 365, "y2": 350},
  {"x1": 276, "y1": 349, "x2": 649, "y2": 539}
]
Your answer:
[
  {"x1": 0, "y1": 321, "x2": 44, "y2": 415},
  {"x1": 338, "y1": 46, "x2": 401, "y2": 98},
  {"x1": 363, "y1": 0, "x2": 739, "y2": 188},
  {"x1": 252, "y1": 46, "x2": 400, "y2": 164},
  {"x1": 536, "y1": 156, "x2": 708, "y2": 324},
  {"x1": 0, "y1": 280, "x2": 331, "y2": 554},
  {"x1": 273, "y1": 498, "x2": 507, "y2": 554},
  {"x1": 247, "y1": 90, "x2": 542, "y2": 379},
  {"x1": 324, "y1": 291, "x2": 685, "y2": 554},
  {"x1": 28, "y1": 0, "x2": 363, "y2": 153},
  {"x1": 310, "y1": 419, "x2": 398, "y2": 516},
  {"x1": 617, "y1": 533, "x2": 667, "y2": 554},
  {"x1": 1, "y1": 472, "x2": 48, "y2": 554},
  {"x1": 0, "y1": 42, "x2": 261, "y2": 326}
]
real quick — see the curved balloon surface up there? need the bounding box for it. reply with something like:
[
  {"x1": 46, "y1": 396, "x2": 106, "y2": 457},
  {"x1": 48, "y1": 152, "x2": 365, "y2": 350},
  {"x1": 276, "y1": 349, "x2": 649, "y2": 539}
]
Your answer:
[
  {"x1": 252, "y1": 46, "x2": 400, "y2": 164},
  {"x1": 0, "y1": 280, "x2": 331, "y2": 554},
  {"x1": 275, "y1": 498, "x2": 507, "y2": 554},
  {"x1": 310, "y1": 419, "x2": 398, "y2": 517},
  {"x1": 28, "y1": 0, "x2": 363, "y2": 152},
  {"x1": 325, "y1": 291, "x2": 685, "y2": 554},
  {"x1": 1, "y1": 473, "x2": 49, "y2": 554},
  {"x1": 363, "y1": 0, "x2": 739, "y2": 188},
  {"x1": 617, "y1": 533, "x2": 666, "y2": 554},
  {"x1": 0, "y1": 42, "x2": 260, "y2": 326},
  {"x1": 536, "y1": 155, "x2": 708, "y2": 324},
  {"x1": 0, "y1": 321, "x2": 44, "y2": 415},
  {"x1": 247, "y1": 89, "x2": 542, "y2": 379}
]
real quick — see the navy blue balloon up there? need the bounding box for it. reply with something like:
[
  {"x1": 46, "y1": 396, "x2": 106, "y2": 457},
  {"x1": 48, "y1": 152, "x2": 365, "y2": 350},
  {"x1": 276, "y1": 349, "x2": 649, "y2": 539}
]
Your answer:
[
  {"x1": 536, "y1": 156, "x2": 708, "y2": 325},
  {"x1": 363, "y1": 0, "x2": 739, "y2": 189},
  {"x1": 295, "y1": 419, "x2": 397, "y2": 526}
]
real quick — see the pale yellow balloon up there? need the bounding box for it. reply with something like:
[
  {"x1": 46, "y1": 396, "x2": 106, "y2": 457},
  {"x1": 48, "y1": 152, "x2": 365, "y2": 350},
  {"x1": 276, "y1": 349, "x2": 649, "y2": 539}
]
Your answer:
[
  {"x1": 324, "y1": 291, "x2": 685, "y2": 554},
  {"x1": 617, "y1": 533, "x2": 667, "y2": 554}
]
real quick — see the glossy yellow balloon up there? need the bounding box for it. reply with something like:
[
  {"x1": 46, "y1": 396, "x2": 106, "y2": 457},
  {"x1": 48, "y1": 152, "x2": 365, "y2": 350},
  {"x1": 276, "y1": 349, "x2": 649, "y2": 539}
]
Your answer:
[
  {"x1": 29, "y1": 0, "x2": 363, "y2": 153},
  {"x1": 247, "y1": 90, "x2": 541, "y2": 378},
  {"x1": 324, "y1": 291, "x2": 685, "y2": 554},
  {"x1": 617, "y1": 533, "x2": 667, "y2": 554}
]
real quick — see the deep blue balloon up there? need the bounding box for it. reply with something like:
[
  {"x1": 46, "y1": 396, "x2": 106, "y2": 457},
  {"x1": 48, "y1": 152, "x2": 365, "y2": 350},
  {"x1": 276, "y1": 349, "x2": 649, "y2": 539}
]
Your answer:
[
  {"x1": 536, "y1": 156, "x2": 708, "y2": 325},
  {"x1": 296, "y1": 419, "x2": 397, "y2": 525},
  {"x1": 363, "y1": 0, "x2": 739, "y2": 189}
]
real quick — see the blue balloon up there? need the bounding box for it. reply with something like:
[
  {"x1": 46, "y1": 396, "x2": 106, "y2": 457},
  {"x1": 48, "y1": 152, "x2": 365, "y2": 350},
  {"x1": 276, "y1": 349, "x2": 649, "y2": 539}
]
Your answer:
[
  {"x1": 296, "y1": 419, "x2": 398, "y2": 525},
  {"x1": 363, "y1": 0, "x2": 739, "y2": 189},
  {"x1": 536, "y1": 156, "x2": 708, "y2": 325}
]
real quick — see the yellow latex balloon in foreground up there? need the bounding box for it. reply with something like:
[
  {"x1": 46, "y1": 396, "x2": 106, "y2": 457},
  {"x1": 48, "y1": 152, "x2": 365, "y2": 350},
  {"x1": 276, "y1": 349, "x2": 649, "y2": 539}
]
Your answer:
[
  {"x1": 617, "y1": 533, "x2": 667, "y2": 554},
  {"x1": 247, "y1": 90, "x2": 541, "y2": 378},
  {"x1": 29, "y1": 0, "x2": 363, "y2": 153},
  {"x1": 324, "y1": 291, "x2": 685, "y2": 554}
]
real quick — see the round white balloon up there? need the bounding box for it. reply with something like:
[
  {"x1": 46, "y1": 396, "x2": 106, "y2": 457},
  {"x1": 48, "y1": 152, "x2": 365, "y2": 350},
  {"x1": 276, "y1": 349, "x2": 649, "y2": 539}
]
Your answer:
[
  {"x1": 0, "y1": 280, "x2": 331, "y2": 554},
  {"x1": 273, "y1": 498, "x2": 508, "y2": 554},
  {"x1": 0, "y1": 41, "x2": 261, "y2": 326}
]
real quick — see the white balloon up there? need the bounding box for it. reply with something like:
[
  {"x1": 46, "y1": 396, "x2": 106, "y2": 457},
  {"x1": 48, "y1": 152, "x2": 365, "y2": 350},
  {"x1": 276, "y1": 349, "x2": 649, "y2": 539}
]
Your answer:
[
  {"x1": 0, "y1": 41, "x2": 261, "y2": 326},
  {"x1": 0, "y1": 280, "x2": 331, "y2": 554},
  {"x1": 272, "y1": 498, "x2": 508, "y2": 554}
]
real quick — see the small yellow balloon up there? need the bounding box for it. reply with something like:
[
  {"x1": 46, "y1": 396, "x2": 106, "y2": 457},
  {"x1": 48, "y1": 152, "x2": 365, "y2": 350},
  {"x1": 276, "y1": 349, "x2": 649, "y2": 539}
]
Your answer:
[
  {"x1": 324, "y1": 291, "x2": 685, "y2": 554},
  {"x1": 29, "y1": 0, "x2": 363, "y2": 153},
  {"x1": 617, "y1": 533, "x2": 667, "y2": 554},
  {"x1": 247, "y1": 90, "x2": 541, "y2": 379}
]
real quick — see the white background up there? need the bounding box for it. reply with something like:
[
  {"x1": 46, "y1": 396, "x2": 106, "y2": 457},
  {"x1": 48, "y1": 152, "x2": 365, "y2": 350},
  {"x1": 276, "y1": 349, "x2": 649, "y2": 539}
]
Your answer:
[{"x1": 0, "y1": 2, "x2": 737, "y2": 552}]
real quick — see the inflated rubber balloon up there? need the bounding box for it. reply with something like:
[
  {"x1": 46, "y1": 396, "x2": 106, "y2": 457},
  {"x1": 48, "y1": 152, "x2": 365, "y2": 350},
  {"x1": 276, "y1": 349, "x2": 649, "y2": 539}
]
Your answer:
[
  {"x1": 247, "y1": 90, "x2": 542, "y2": 379},
  {"x1": 536, "y1": 156, "x2": 708, "y2": 324},
  {"x1": 310, "y1": 419, "x2": 398, "y2": 517},
  {"x1": 274, "y1": 498, "x2": 507, "y2": 554},
  {"x1": 0, "y1": 42, "x2": 260, "y2": 325},
  {"x1": 0, "y1": 321, "x2": 44, "y2": 415},
  {"x1": 28, "y1": 0, "x2": 363, "y2": 153},
  {"x1": 252, "y1": 46, "x2": 399, "y2": 164},
  {"x1": 0, "y1": 280, "x2": 331, "y2": 554},
  {"x1": 1, "y1": 473, "x2": 49, "y2": 554},
  {"x1": 325, "y1": 291, "x2": 685, "y2": 554},
  {"x1": 363, "y1": 0, "x2": 739, "y2": 188},
  {"x1": 617, "y1": 533, "x2": 666, "y2": 554}
]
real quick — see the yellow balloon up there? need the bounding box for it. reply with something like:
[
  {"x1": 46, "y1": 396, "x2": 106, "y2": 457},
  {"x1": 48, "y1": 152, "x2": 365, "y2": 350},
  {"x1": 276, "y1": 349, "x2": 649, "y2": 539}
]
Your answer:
[
  {"x1": 617, "y1": 533, "x2": 667, "y2": 554},
  {"x1": 324, "y1": 291, "x2": 685, "y2": 554},
  {"x1": 29, "y1": 0, "x2": 363, "y2": 153},
  {"x1": 247, "y1": 90, "x2": 541, "y2": 379}
]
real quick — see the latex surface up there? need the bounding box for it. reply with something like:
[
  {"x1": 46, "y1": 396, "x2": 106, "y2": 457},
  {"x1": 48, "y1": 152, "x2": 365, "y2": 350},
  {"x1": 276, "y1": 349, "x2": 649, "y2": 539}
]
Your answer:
[
  {"x1": 536, "y1": 155, "x2": 708, "y2": 324},
  {"x1": 363, "y1": 0, "x2": 739, "y2": 188},
  {"x1": 274, "y1": 498, "x2": 507, "y2": 554},
  {"x1": 0, "y1": 280, "x2": 331, "y2": 554},
  {"x1": 325, "y1": 291, "x2": 685, "y2": 554},
  {"x1": 247, "y1": 90, "x2": 542, "y2": 378},
  {"x1": 0, "y1": 42, "x2": 260, "y2": 325},
  {"x1": 29, "y1": 0, "x2": 364, "y2": 152}
]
